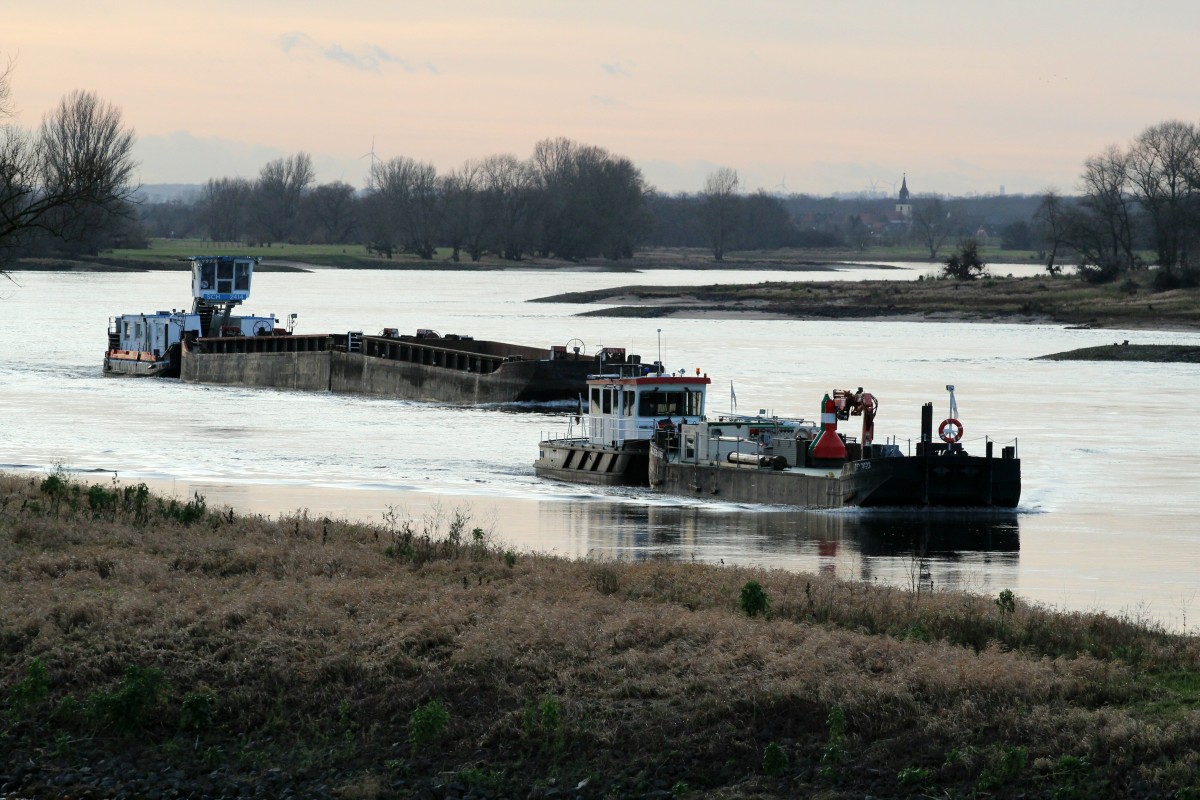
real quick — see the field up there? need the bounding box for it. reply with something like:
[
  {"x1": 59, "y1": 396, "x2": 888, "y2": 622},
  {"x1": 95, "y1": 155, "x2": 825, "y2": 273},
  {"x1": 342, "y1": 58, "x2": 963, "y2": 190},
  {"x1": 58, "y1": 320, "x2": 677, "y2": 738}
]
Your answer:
[
  {"x1": 5, "y1": 238, "x2": 1046, "y2": 273},
  {"x1": 4, "y1": 472, "x2": 1200, "y2": 798}
]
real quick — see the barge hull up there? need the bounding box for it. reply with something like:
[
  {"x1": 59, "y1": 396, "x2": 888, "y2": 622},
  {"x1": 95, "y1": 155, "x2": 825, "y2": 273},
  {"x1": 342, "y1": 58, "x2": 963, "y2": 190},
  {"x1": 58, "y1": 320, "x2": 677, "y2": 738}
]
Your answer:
[{"x1": 535, "y1": 440, "x2": 650, "y2": 486}]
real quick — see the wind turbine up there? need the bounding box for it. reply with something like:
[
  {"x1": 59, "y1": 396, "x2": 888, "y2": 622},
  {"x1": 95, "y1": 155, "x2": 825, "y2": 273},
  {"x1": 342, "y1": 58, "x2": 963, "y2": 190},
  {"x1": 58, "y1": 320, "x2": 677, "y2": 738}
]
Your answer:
[
  {"x1": 774, "y1": 176, "x2": 788, "y2": 196},
  {"x1": 359, "y1": 137, "x2": 379, "y2": 184}
]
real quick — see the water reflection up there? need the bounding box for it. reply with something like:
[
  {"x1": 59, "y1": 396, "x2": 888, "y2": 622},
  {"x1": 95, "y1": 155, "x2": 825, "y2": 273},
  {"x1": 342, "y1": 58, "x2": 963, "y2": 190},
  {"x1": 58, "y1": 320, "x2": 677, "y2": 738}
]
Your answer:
[{"x1": 540, "y1": 500, "x2": 1019, "y2": 594}]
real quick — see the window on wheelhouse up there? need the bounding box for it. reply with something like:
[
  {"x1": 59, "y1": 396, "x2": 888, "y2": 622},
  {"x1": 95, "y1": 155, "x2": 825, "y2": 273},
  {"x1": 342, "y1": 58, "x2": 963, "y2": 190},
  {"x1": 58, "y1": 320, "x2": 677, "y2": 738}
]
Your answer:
[{"x1": 638, "y1": 389, "x2": 703, "y2": 417}]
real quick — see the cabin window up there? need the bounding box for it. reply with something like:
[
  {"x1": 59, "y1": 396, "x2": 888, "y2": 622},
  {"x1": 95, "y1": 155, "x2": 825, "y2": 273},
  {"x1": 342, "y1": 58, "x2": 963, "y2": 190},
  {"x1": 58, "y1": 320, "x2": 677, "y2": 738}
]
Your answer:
[
  {"x1": 234, "y1": 260, "x2": 252, "y2": 292},
  {"x1": 601, "y1": 389, "x2": 612, "y2": 414},
  {"x1": 590, "y1": 387, "x2": 601, "y2": 412},
  {"x1": 638, "y1": 389, "x2": 702, "y2": 417},
  {"x1": 198, "y1": 262, "x2": 217, "y2": 291},
  {"x1": 123, "y1": 321, "x2": 131, "y2": 337},
  {"x1": 217, "y1": 260, "x2": 234, "y2": 295},
  {"x1": 623, "y1": 390, "x2": 635, "y2": 415},
  {"x1": 685, "y1": 435, "x2": 696, "y2": 461}
]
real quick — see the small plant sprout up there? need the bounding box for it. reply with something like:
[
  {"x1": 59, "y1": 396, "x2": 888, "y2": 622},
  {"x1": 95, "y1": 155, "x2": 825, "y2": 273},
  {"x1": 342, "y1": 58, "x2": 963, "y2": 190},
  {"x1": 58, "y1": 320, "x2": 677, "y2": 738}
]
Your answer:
[{"x1": 739, "y1": 580, "x2": 770, "y2": 617}]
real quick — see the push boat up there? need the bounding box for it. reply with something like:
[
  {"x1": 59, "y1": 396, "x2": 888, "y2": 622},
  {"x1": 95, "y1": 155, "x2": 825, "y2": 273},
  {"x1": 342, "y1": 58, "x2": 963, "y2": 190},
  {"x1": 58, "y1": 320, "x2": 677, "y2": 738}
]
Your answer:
[
  {"x1": 105, "y1": 256, "x2": 641, "y2": 403},
  {"x1": 536, "y1": 376, "x2": 1021, "y2": 509}
]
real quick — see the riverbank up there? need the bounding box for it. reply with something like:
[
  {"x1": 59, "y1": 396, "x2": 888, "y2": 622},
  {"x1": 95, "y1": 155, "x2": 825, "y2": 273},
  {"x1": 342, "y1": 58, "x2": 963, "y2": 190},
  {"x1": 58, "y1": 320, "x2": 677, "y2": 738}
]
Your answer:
[
  {"x1": 535, "y1": 273, "x2": 1200, "y2": 332},
  {"x1": 4, "y1": 473, "x2": 1200, "y2": 799}
]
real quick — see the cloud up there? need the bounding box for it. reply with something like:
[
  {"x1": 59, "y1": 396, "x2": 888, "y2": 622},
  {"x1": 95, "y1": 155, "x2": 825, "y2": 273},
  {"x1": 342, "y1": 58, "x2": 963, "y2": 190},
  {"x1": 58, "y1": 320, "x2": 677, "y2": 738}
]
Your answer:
[
  {"x1": 279, "y1": 33, "x2": 434, "y2": 74},
  {"x1": 601, "y1": 62, "x2": 631, "y2": 76},
  {"x1": 592, "y1": 95, "x2": 617, "y2": 106}
]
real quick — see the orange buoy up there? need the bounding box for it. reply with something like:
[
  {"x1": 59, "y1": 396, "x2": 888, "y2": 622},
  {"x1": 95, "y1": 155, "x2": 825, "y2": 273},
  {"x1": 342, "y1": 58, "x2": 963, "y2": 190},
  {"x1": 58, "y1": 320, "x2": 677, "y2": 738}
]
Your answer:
[{"x1": 810, "y1": 393, "x2": 848, "y2": 465}]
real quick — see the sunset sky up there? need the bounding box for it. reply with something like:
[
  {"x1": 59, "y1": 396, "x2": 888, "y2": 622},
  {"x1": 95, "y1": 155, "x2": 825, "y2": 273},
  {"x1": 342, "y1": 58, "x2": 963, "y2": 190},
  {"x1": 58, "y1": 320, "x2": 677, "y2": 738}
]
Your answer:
[{"x1": 6, "y1": 1, "x2": 1200, "y2": 196}]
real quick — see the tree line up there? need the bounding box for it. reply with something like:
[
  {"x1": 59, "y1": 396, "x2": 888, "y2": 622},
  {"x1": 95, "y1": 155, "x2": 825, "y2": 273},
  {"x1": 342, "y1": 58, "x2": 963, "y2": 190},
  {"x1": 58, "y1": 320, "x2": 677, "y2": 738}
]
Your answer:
[
  {"x1": 5, "y1": 51, "x2": 1199, "y2": 283},
  {"x1": 1035, "y1": 120, "x2": 1200, "y2": 287}
]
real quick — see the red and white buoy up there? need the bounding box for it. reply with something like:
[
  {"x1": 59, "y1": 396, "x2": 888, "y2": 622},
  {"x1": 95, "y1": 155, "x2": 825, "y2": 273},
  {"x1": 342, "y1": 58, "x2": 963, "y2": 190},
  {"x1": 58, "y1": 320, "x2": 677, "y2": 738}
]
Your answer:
[{"x1": 810, "y1": 393, "x2": 848, "y2": 466}]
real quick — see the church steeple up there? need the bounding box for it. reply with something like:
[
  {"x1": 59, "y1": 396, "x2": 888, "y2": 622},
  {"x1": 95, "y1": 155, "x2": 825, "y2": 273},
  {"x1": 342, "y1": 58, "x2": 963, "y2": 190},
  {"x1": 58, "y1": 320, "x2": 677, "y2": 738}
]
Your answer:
[{"x1": 898, "y1": 173, "x2": 910, "y2": 204}]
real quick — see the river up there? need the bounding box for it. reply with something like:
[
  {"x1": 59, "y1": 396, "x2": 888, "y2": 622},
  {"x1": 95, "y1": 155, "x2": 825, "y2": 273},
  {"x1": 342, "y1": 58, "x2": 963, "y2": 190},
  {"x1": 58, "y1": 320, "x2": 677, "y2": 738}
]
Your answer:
[{"x1": 2, "y1": 262, "x2": 1198, "y2": 630}]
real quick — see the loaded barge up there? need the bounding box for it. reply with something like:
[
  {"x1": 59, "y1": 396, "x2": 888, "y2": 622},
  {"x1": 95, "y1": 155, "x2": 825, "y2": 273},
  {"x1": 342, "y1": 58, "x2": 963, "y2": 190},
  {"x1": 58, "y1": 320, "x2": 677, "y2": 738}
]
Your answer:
[
  {"x1": 105, "y1": 256, "x2": 640, "y2": 403},
  {"x1": 536, "y1": 373, "x2": 1020, "y2": 508}
]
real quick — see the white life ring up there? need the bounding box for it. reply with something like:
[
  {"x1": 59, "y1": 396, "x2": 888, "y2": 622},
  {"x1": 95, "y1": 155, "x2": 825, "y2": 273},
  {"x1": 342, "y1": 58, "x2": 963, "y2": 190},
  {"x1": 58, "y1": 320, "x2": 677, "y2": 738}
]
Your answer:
[{"x1": 938, "y1": 418, "x2": 963, "y2": 443}]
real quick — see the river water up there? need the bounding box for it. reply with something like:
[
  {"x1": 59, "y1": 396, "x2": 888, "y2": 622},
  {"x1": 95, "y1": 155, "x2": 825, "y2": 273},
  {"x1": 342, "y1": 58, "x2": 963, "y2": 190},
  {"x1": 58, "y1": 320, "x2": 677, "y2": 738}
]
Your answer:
[{"x1": 3, "y1": 262, "x2": 1199, "y2": 630}]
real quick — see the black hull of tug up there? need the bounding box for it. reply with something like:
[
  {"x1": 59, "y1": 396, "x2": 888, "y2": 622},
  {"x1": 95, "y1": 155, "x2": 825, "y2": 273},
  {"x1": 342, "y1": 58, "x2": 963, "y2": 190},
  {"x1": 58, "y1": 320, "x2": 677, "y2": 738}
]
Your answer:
[
  {"x1": 840, "y1": 452, "x2": 1021, "y2": 508},
  {"x1": 535, "y1": 440, "x2": 651, "y2": 487}
]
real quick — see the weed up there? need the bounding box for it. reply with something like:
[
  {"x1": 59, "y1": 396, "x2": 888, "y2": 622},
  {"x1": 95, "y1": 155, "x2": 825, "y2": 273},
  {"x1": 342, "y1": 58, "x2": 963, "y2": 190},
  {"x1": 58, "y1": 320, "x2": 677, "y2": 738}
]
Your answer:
[
  {"x1": 86, "y1": 665, "x2": 166, "y2": 733},
  {"x1": 996, "y1": 588, "x2": 1016, "y2": 615},
  {"x1": 762, "y1": 742, "x2": 789, "y2": 776},
  {"x1": 897, "y1": 765, "x2": 932, "y2": 787},
  {"x1": 158, "y1": 492, "x2": 208, "y2": 525},
  {"x1": 408, "y1": 698, "x2": 449, "y2": 747},
  {"x1": 978, "y1": 745, "x2": 1026, "y2": 791},
  {"x1": 592, "y1": 563, "x2": 621, "y2": 595},
  {"x1": 9, "y1": 657, "x2": 50, "y2": 715},
  {"x1": 457, "y1": 766, "x2": 504, "y2": 789},
  {"x1": 739, "y1": 580, "x2": 770, "y2": 618},
  {"x1": 671, "y1": 781, "x2": 691, "y2": 797},
  {"x1": 522, "y1": 694, "x2": 565, "y2": 753},
  {"x1": 53, "y1": 733, "x2": 72, "y2": 756},
  {"x1": 504, "y1": 550, "x2": 518, "y2": 568},
  {"x1": 819, "y1": 705, "x2": 848, "y2": 780},
  {"x1": 180, "y1": 690, "x2": 216, "y2": 732},
  {"x1": 200, "y1": 745, "x2": 225, "y2": 767}
]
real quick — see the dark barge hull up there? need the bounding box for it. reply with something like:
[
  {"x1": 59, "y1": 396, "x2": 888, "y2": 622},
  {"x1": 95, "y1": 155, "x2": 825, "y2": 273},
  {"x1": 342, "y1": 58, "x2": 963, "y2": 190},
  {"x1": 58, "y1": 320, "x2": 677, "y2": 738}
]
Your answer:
[
  {"x1": 841, "y1": 453, "x2": 1021, "y2": 508},
  {"x1": 180, "y1": 332, "x2": 604, "y2": 404},
  {"x1": 535, "y1": 440, "x2": 651, "y2": 486},
  {"x1": 648, "y1": 446, "x2": 1021, "y2": 509}
]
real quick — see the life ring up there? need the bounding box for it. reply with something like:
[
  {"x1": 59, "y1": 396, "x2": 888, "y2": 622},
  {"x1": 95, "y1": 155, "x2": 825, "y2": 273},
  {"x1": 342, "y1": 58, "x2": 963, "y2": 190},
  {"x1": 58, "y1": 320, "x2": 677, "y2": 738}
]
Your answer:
[{"x1": 938, "y1": 418, "x2": 963, "y2": 443}]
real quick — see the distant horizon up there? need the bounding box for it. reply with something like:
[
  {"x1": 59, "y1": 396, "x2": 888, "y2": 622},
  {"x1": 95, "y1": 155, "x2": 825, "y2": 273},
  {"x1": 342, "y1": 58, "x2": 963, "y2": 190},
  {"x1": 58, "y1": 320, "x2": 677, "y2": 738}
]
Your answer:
[{"x1": 13, "y1": 1, "x2": 1196, "y2": 200}]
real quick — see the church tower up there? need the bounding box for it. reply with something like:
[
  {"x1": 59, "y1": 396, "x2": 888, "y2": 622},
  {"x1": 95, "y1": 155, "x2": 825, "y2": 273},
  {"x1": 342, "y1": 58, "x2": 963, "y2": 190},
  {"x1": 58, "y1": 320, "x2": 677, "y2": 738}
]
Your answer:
[{"x1": 895, "y1": 174, "x2": 912, "y2": 218}]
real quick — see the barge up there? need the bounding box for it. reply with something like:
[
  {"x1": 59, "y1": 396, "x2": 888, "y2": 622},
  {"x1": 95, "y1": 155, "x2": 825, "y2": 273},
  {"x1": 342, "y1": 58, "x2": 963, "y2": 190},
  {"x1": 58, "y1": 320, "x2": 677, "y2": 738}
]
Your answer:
[
  {"x1": 106, "y1": 256, "x2": 638, "y2": 403},
  {"x1": 537, "y1": 377, "x2": 1021, "y2": 509}
]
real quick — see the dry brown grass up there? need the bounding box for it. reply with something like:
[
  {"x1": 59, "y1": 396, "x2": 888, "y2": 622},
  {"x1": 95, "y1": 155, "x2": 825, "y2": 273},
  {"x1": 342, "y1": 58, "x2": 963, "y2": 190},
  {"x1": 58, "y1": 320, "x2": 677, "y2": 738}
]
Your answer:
[{"x1": 3, "y1": 472, "x2": 1200, "y2": 798}]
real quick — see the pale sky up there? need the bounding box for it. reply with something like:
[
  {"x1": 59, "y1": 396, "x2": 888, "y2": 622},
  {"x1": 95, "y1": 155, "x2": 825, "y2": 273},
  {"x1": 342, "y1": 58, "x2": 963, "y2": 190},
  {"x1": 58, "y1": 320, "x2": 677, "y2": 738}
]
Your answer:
[{"x1": 7, "y1": 1, "x2": 1200, "y2": 196}]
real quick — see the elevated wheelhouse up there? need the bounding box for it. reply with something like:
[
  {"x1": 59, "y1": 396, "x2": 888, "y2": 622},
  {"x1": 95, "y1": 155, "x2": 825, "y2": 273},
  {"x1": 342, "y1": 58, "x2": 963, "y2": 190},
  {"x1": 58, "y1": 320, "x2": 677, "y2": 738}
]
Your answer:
[{"x1": 582, "y1": 373, "x2": 710, "y2": 447}]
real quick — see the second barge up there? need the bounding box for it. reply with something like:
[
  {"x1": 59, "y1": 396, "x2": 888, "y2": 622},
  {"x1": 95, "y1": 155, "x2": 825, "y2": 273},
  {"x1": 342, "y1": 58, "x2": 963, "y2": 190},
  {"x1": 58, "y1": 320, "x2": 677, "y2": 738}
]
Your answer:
[{"x1": 106, "y1": 256, "x2": 641, "y2": 404}]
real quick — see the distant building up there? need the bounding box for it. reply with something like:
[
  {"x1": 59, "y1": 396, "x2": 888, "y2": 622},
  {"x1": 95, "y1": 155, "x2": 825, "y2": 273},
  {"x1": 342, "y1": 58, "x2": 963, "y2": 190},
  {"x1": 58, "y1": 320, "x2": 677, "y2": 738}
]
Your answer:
[{"x1": 895, "y1": 174, "x2": 912, "y2": 219}]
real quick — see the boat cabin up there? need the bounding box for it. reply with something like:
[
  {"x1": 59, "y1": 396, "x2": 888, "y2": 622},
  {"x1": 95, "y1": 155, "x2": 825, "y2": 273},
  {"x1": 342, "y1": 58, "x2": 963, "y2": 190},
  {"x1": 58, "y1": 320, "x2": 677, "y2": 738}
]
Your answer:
[
  {"x1": 191, "y1": 256, "x2": 256, "y2": 303},
  {"x1": 109, "y1": 311, "x2": 201, "y2": 356},
  {"x1": 583, "y1": 371, "x2": 710, "y2": 447}
]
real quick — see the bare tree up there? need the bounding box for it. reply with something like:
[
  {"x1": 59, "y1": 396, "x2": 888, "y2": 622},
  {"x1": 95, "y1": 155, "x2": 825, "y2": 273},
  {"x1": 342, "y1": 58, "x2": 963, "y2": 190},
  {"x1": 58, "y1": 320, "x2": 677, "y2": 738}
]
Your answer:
[
  {"x1": 700, "y1": 167, "x2": 739, "y2": 261},
  {"x1": 201, "y1": 177, "x2": 252, "y2": 243},
  {"x1": 366, "y1": 156, "x2": 440, "y2": 259},
  {"x1": 1067, "y1": 145, "x2": 1138, "y2": 282},
  {"x1": 252, "y1": 152, "x2": 314, "y2": 244},
  {"x1": 910, "y1": 197, "x2": 954, "y2": 260},
  {"x1": 478, "y1": 153, "x2": 533, "y2": 260},
  {"x1": 440, "y1": 160, "x2": 485, "y2": 262},
  {"x1": 1127, "y1": 120, "x2": 1200, "y2": 279},
  {"x1": 1, "y1": 82, "x2": 137, "y2": 263},
  {"x1": 1032, "y1": 190, "x2": 1068, "y2": 274},
  {"x1": 300, "y1": 181, "x2": 359, "y2": 244}
]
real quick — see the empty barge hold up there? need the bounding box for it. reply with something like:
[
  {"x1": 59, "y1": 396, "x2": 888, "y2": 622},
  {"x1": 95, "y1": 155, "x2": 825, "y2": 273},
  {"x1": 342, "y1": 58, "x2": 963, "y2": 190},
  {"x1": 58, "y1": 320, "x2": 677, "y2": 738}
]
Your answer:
[
  {"x1": 106, "y1": 256, "x2": 644, "y2": 404},
  {"x1": 183, "y1": 329, "x2": 633, "y2": 404}
]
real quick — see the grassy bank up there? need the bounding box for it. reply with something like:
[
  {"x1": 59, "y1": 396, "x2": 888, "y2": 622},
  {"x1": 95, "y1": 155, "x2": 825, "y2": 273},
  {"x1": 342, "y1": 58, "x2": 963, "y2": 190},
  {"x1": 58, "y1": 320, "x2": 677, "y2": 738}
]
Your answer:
[
  {"x1": 3, "y1": 472, "x2": 1200, "y2": 798},
  {"x1": 4, "y1": 240, "x2": 1042, "y2": 273},
  {"x1": 537, "y1": 271, "x2": 1200, "y2": 331}
]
